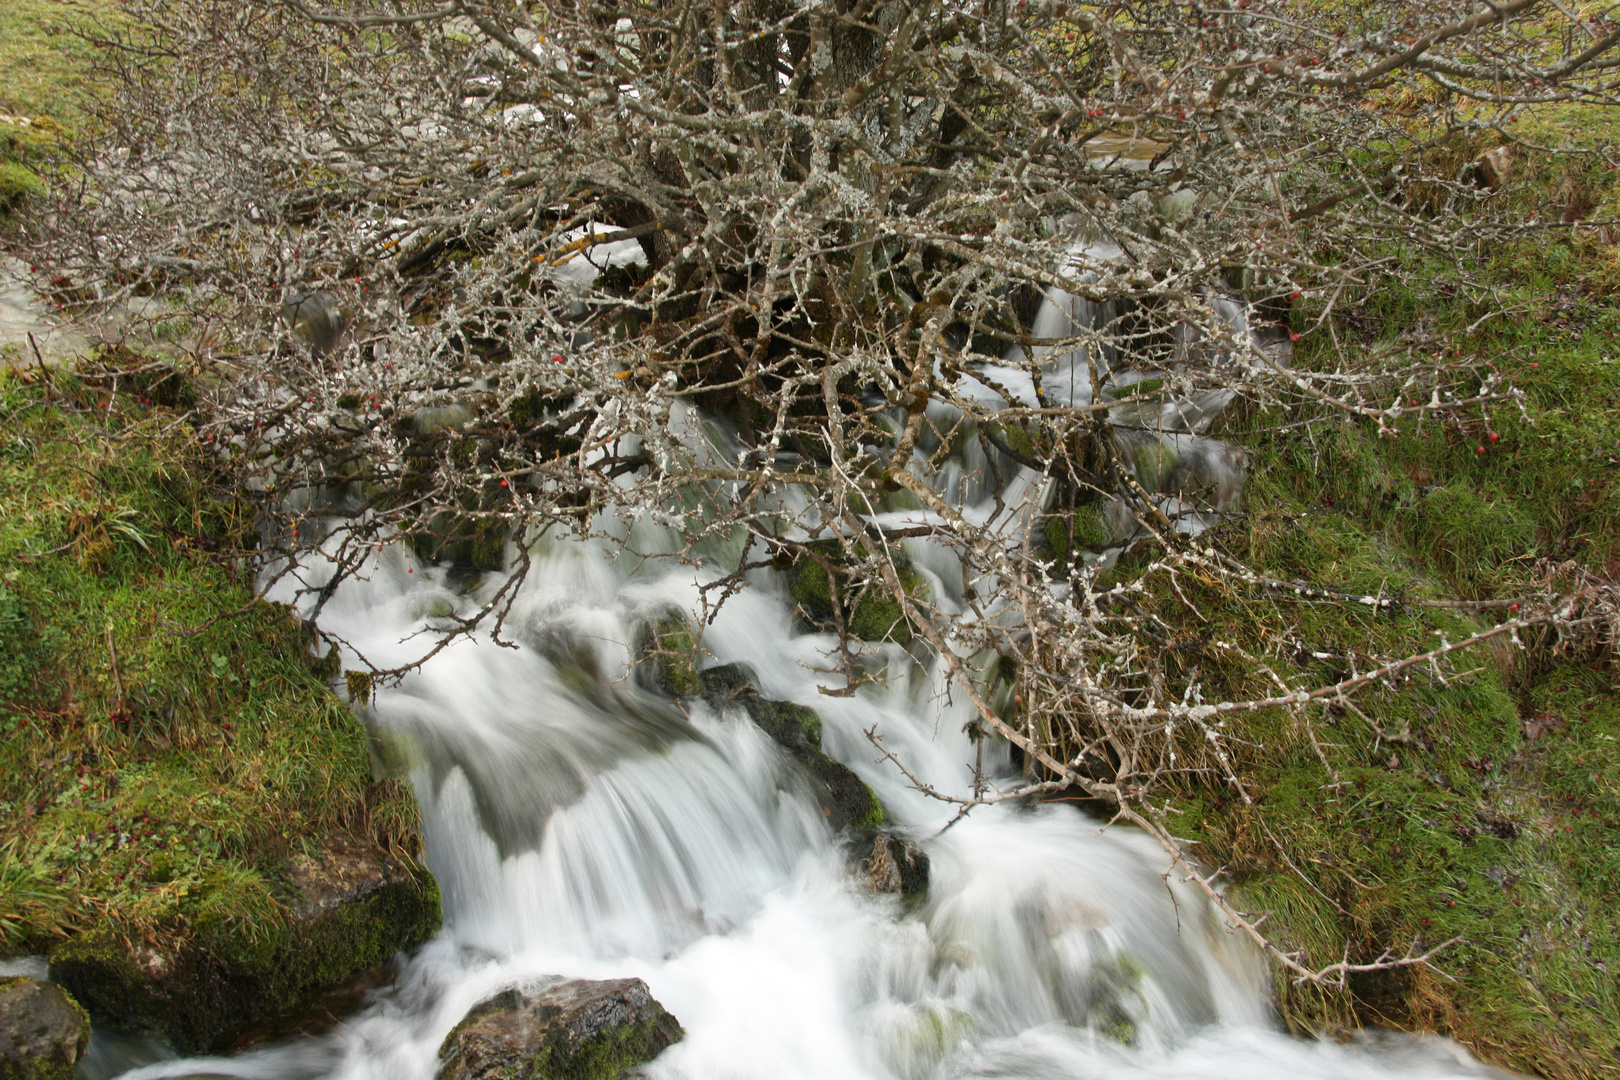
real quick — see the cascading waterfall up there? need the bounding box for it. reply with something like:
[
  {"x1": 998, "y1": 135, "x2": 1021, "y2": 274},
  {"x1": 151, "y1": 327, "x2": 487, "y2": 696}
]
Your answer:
[
  {"x1": 102, "y1": 525, "x2": 1507, "y2": 1080},
  {"x1": 93, "y1": 258, "x2": 1511, "y2": 1080}
]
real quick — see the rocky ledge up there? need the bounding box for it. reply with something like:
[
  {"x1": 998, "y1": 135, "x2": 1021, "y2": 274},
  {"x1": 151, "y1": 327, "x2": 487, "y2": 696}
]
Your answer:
[
  {"x1": 48, "y1": 835, "x2": 440, "y2": 1053},
  {"x1": 438, "y1": 978, "x2": 683, "y2": 1080},
  {"x1": 0, "y1": 977, "x2": 89, "y2": 1080}
]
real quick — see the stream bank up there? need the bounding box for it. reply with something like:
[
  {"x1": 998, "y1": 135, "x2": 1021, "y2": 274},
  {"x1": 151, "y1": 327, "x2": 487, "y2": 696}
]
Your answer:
[{"x1": 0, "y1": 371, "x2": 440, "y2": 1055}]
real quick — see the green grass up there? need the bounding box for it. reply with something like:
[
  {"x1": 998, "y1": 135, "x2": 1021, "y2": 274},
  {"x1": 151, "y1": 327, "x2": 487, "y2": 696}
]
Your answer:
[
  {"x1": 0, "y1": 0, "x2": 122, "y2": 214},
  {"x1": 0, "y1": 368, "x2": 420, "y2": 953},
  {"x1": 0, "y1": 1, "x2": 117, "y2": 125},
  {"x1": 1107, "y1": 107, "x2": 1620, "y2": 1077}
]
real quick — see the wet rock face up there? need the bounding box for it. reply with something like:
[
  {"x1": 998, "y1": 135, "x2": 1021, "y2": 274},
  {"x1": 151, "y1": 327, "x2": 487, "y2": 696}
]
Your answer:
[
  {"x1": 49, "y1": 835, "x2": 440, "y2": 1054},
  {"x1": 700, "y1": 663, "x2": 883, "y2": 832},
  {"x1": 859, "y1": 833, "x2": 930, "y2": 902},
  {"x1": 0, "y1": 976, "x2": 90, "y2": 1080},
  {"x1": 437, "y1": 978, "x2": 683, "y2": 1080}
]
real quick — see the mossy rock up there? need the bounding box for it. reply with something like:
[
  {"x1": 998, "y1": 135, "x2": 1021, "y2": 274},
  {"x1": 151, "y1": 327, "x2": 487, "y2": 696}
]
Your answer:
[
  {"x1": 1045, "y1": 503, "x2": 1114, "y2": 564},
  {"x1": 49, "y1": 836, "x2": 441, "y2": 1054},
  {"x1": 0, "y1": 977, "x2": 89, "y2": 1080},
  {"x1": 784, "y1": 544, "x2": 927, "y2": 646},
  {"x1": 409, "y1": 513, "x2": 508, "y2": 573},
  {"x1": 0, "y1": 162, "x2": 43, "y2": 213},
  {"x1": 700, "y1": 663, "x2": 883, "y2": 832},
  {"x1": 1129, "y1": 440, "x2": 1177, "y2": 494},
  {"x1": 437, "y1": 978, "x2": 682, "y2": 1080},
  {"x1": 637, "y1": 613, "x2": 701, "y2": 699}
]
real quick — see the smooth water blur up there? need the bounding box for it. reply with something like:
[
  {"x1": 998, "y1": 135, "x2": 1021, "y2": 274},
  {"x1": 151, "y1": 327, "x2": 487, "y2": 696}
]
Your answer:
[
  {"x1": 92, "y1": 522, "x2": 1513, "y2": 1080},
  {"x1": 88, "y1": 274, "x2": 1501, "y2": 1080}
]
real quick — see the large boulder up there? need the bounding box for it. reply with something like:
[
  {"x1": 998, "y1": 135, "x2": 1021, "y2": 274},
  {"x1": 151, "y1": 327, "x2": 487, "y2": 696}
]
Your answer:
[
  {"x1": 437, "y1": 978, "x2": 682, "y2": 1080},
  {"x1": 0, "y1": 977, "x2": 89, "y2": 1080},
  {"x1": 50, "y1": 835, "x2": 440, "y2": 1053},
  {"x1": 700, "y1": 663, "x2": 883, "y2": 832}
]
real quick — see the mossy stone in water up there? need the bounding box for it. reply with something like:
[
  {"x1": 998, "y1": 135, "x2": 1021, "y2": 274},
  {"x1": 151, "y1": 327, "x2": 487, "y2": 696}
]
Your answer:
[
  {"x1": 0, "y1": 977, "x2": 89, "y2": 1080},
  {"x1": 437, "y1": 978, "x2": 682, "y2": 1080},
  {"x1": 699, "y1": 664, "x2": 882, "y2": 832},
  {"x1": 638, "y1": 613, "x2": 701, "y2": 699},
  {"x1": 857, "y1": 833, "x2": 930, "y2": 903},
  {"x1": 785, "y1": 545, "x2": 925, "y2": 645},
  {"x1": 409, "y1": 513, "x2": 508, "y2": 573}
]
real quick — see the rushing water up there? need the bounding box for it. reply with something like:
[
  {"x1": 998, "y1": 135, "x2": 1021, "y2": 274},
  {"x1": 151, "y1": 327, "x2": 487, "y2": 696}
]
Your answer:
[
  {"x1": 80, "y1": 525, "x2": 1505, "y2": 1080},
  {"x1": 78, "y1": 264, "x2": 1514, "y2": 1080}
]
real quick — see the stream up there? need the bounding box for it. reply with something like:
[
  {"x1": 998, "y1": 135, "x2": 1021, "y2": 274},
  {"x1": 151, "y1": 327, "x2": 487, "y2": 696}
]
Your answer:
[
  {"x1": 73, "y1": 524, "x2": 1504, "y2": 1080},
  {"x1": 64, "y1": 246, "x2": 1514, "y2": 1080}
]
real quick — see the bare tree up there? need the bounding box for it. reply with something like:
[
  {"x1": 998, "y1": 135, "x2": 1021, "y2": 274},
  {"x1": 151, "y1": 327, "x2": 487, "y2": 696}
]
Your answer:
[{"x1": 15, "y1": 0, "x2": 1620, "y2": 984}]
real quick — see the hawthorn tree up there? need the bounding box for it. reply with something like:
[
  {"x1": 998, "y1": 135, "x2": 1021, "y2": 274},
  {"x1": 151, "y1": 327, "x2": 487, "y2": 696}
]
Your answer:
[{"x1": 16, "y1": 0, "x2": 1620, "y2": 984}]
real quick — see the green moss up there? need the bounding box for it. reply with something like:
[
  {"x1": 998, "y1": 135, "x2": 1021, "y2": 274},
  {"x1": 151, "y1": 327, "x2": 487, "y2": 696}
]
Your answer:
[
  {"x1": 641, "y1": 614, "x2": 702, "y2": 698},
  {"x1": 1046, "y1": 503, "x2": 1114, "y2": 565},
  {"x1": 0, "y1": 161, "x2": 43, "y2": 211},
  {"x1": 786, "y1": 550, "x2": 838, "y2": 623},
  {"x1": 1130, "y1": 440, "x2": 1176, "y2": 494},
  {"x1": 787, "y1": 544, "x2": 926, "y2": 645},
  {"x1": 529, "y1": 1011, "x2": 679, "y2": 1080}
]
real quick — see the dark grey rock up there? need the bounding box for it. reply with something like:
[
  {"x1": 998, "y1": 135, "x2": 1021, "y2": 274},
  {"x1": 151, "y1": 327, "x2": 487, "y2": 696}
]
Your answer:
[
  {"x1": 437, "y1": 978, "x2": 682, "y2": 1080},
  {"x1": 0, "y1": 976, "x2": 89, "y2": 1080},
  {"x1": 700, "y1": 664, "x2": 883, "y2": 832}
]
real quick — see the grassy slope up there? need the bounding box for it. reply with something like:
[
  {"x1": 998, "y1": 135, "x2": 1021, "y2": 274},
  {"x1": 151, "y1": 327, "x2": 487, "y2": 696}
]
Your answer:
[
  {"x1": 1145, "y1": 106, "x2": 1620, "y2": 1077},
  {"x1": 0, "y1": 2, "x2": 421, "y2": 959},
  {"x1": 0, "y1": 1, "x2": 112, "y2": 124},
  {"x1": 0, "y1": 371, "x2": 422, "y2": 954},
  {"x1": 0, "y1": 1, "x2": 118, "y2": 209}
]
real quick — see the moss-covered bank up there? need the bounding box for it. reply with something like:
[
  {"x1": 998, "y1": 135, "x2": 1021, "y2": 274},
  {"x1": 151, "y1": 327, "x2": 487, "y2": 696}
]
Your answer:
[
  {"x1": 1068, "y1": 105, "x2": 1620, "y2": 1077},
  {"x1": 0, "y1": 371, "x2": 438, "y2": 1048}
]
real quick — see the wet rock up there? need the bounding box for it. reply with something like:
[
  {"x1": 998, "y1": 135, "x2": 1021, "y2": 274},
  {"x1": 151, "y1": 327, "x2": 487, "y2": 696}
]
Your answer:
[
  {"x1": 437, "y1": 978, "x2": 682, "y2": 1080},
  {"x1": 0, "y1": 976, "x2": 90, "y2": 1080},
  {"x1": 858, "y1": 833, "x2": 930, "y2": 902},
  {"x1": 701, "y1": 663, "x2": 884, "y2": 832},
  {"x1": 637, "y1": 612, "x2": 701, "y2": 698},
  {"x1": 50, "y1": 835, "x2": 440, "y2": 1053}
]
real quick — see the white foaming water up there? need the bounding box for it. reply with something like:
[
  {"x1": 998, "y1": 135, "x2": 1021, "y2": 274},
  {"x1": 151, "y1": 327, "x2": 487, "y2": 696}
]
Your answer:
[{"x1": 99, "y1": 529, "x2": 1511, "y2": 1080}]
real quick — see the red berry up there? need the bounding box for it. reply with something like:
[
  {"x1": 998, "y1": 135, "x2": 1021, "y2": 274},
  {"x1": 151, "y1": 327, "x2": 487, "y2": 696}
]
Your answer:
[
  {"x1": 1476, "y1": 445, "x2": 1485, "y2": 454},
  {"x1": 1488, "y1": 432, "x2": 1498, "y2": 442},
  {"x1": 1531, "y1": 362, "x2": 1538, "y2": 368}
]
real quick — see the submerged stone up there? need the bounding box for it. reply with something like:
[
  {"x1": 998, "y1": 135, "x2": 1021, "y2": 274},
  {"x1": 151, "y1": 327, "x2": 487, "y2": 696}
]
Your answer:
[
  {"x1": 700, "y1": 664, "x2": 883, "y2": 832},
  {"x1": 0, "y1": 977, "x2": 89, "y2": 1080},
  {"x1": 437, "y1": 978, "x2": 682, "y2": 1080},
  {"x1": 49, "y1": 836, "x2": 440, "y2": 1054}
]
